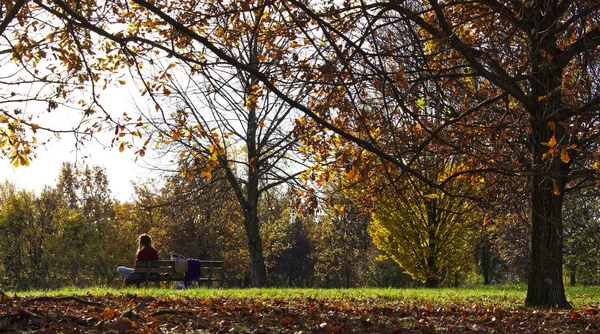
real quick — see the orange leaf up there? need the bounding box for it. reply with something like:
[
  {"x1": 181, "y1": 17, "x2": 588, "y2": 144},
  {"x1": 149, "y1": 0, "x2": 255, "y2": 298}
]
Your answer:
[
  {"x1": 347, "y1": 166, "x2": 358, "y2": 182},
  {"x1": 560, "y1": 149, "x2": 570, "y2": 163},
  {"x1": 542, "y1": 136, "x2": 557, "y2": 147},
  {"x1": 102, "y1": 307, "x2": 116, "y2": 319}
]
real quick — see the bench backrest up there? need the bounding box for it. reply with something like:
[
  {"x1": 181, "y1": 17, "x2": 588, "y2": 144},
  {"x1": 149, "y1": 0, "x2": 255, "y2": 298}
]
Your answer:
[{"x1": 134, "y1": 260, "x2": 224, "y2": 282}]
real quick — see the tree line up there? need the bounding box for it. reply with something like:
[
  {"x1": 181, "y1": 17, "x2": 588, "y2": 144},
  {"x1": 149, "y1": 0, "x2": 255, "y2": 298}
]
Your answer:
[{"x1": 2, "y1": 161, "x2": 600, "y2": 291}]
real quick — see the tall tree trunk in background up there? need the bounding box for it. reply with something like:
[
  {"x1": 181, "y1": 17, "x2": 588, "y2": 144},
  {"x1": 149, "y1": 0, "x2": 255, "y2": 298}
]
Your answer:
[
  {"x1": 241, "y1": 42, "x2": 268, "y2": 288},
  {"x1": 480, "y1": 241, "x2": 490, "y2": 285},
  {"x1": 243, "y1": 204, "x2": 268, "y2": 287}
]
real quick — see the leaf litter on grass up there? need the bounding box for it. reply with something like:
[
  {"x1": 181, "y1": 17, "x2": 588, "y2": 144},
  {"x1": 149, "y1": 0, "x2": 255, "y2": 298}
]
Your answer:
[{"x1": 1, "y1": 293, "x2": 599, "y2": 333}]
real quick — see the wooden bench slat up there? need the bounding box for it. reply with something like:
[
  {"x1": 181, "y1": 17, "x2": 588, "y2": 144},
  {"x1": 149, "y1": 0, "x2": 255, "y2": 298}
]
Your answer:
[{"x1": 131, "y1": 259, "x2": 224, "y2": 288}]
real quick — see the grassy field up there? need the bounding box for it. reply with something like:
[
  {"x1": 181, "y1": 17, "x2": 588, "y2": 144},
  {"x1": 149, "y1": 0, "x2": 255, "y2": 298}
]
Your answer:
[
  {"x1": 4, "y1": 284, "x2": 600, "y2": 332},
  {"x1": 12, "y1": 284, "x2": 600, "y2": 309}
]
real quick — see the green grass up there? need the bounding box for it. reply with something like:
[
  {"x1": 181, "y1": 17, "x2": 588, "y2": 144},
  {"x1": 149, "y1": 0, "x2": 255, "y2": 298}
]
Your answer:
[{"x1": 9, "y1": 284, "x2": 600, "y2": 309}]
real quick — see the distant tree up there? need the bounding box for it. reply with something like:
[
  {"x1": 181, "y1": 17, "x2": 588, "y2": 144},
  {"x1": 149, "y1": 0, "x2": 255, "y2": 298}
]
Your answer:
[
  {"x1": 261, "y1": 193, "x2": 315, "y2": 287},
  {"x1": 369, "y1": 156, "x2": 480, "y2": 287},
  {"x1": 133, "y1": 166, "x2": 251, "y2": 285},
  {"x1": 564, "y1": 191, "x2": 600, "y2": 286},
  {"x1": 0, "y1": 187, "x2": 32, "y2": 290},
  {"x1": 312, "y1": 194, "x2": 371, "y2": 288}
]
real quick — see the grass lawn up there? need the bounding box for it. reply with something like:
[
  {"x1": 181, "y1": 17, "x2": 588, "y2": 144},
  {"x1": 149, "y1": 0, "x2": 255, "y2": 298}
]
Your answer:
[
  {"x1": 13, "y1": 284, "x2": 600, "y2": 308},
  {"x1": 3, "y1": 285, "x2": 600, "y2": 332}
]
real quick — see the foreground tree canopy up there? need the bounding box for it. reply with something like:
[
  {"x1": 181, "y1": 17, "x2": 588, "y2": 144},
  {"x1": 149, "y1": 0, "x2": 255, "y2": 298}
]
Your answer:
[{"x1": 1, "y1": 0, "x2": 600, "y2": 308}]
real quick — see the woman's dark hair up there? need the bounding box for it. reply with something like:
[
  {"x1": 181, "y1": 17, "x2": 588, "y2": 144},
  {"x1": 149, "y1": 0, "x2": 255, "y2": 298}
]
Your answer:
[{"x1": 138, "y1": 234, "x2": 152, "y2": 250}]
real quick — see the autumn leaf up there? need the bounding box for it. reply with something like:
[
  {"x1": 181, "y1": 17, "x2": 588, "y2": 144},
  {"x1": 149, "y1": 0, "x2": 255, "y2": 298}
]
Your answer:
[
  {"x1": 542, "y1": 136, "x2": 557, "y2": 147},
  {"x1": 102, "y1": 307, "x2": 116, "y2": 319},
  {"x1": 560, "y1": 149, "x2": 570, "y2": 163},
  {"x1": 347, "y1": 166, "x2": 358, "y2": 182}
]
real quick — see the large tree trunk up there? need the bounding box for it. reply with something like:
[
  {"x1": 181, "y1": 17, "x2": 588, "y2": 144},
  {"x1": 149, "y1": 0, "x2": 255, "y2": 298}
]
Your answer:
[
  {"x1": 525, "y1": 172, "x2": 570, "y2": 308},
  {"x1": 524, "y1": 11, "x2": 571, "y2": 307}
]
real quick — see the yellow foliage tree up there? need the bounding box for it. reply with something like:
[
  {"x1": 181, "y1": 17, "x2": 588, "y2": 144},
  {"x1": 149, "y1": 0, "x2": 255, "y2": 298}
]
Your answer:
[{"x1": 369, "y1": 158, "x2": 480, "y2": 287}]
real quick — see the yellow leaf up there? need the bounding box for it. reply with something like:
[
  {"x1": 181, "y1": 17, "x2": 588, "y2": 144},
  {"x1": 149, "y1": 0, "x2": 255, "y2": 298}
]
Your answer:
[
  {"x1": 553, "y1": 182, "x2": 561, "y2": 196},
  {"x1": 118, "y1": 80, "x2": 126, "y2": 85},
  {"x1": 560, "y1": 149, "x2": 570, "y2": 163},
  {"x1": 258, "y1": 53, "x2": 266, "y2": 62},
  {"x1": 424, "y1": 193, "x2": 439, "y2": 199},
  {"x1": 119, "y1": 142, "x2": 125, "y2": 152},
  {"x1": 538, "y1": 95, "x2": 548, "y2": 101}
]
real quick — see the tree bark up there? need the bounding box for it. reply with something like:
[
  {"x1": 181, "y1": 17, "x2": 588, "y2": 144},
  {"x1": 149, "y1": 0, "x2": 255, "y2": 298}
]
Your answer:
[
  {"x1": 243, "y1": 170, "x2": 268, "y2": 287},
  {"x1": 245, "y1": 214, "x2": 268, "y2": 287},
  {"x1": 480, "y1": 240, "x2": 490, "y2": 285},
  {"x1": 525, "y1": 174, "x2": 570, "y2": 308}
]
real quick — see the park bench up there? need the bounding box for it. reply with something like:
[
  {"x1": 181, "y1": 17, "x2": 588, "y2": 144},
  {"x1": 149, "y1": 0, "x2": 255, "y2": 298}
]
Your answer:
[{"x1": 132, "y1": 260, "x2": 224, "y2": 288}]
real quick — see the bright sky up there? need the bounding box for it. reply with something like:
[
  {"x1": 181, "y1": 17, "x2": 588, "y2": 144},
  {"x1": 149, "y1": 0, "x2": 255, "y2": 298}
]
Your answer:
[
  {"x1": 0, "y1": 136, "x2": 153, "y2": 202},
  {"x1": 0, "y1": 79, "x2": 161, "y2": 202}
]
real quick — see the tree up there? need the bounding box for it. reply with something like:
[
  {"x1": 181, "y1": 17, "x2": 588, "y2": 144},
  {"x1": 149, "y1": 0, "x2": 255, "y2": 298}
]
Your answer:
[
  {"x1": 0, "y1": 186, "x2": 33, "y2": 290},
  {"x1": 367, "y1": 156, "x2": 480, "y2": 287},
  {"x1": 564, "y1": 190, "x2": 600, "y2": 286},
  {"x1": 126, "y1": 0, "x2": 309, "y2": 287},
  {"x1": 136, "y1": 166, "x2": 251, "y2": 286},
  {"x1": 261, "y1": 193, "x2": 316, "y2": 287},
  {"x1": 311, "y1": 192, "x2": 372, "y2": 288},
  {"x1": 287, "y1": 0, "x2": 600, "y2": 307}
]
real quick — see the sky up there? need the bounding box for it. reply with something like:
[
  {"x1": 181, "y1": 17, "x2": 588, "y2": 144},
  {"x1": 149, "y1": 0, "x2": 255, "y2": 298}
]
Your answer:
[
  {"x1": 0, "y1": 77, "x2": 161, "y2": 202},
  {"x1": 0, "y1": 133, "x2": 156, "y2": 202}
]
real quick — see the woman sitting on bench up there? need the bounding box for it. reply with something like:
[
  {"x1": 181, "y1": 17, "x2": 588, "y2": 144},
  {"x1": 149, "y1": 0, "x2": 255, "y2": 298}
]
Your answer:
[{"x1": 117, "y1": 233, "x2": 160, "y2": 286}]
